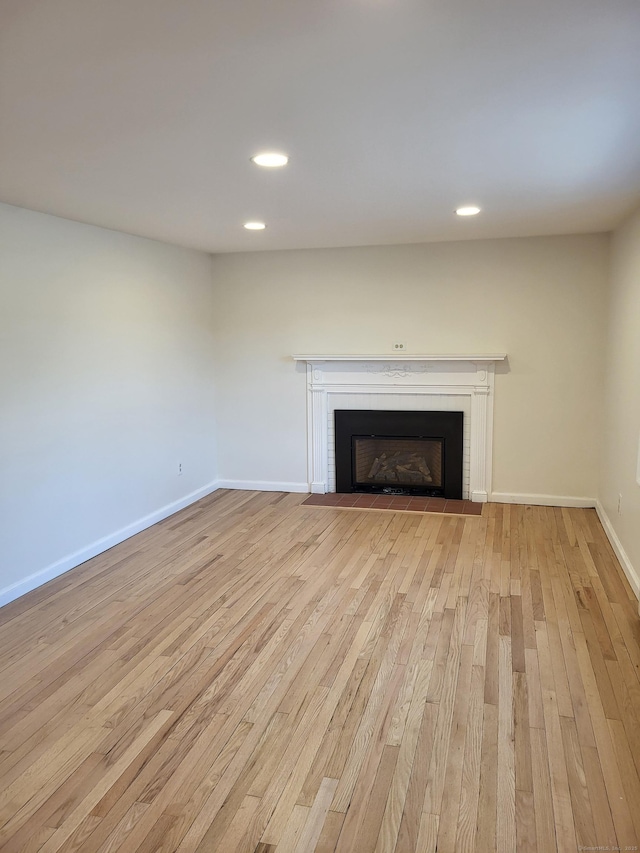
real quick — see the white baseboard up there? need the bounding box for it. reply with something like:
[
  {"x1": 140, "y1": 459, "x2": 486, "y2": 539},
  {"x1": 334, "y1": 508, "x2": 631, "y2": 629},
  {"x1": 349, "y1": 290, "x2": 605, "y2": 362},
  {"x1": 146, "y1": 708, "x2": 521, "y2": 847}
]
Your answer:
[
  {"x1": 217, "y1": 480, "x2": 309, "y2": 493},
  {"x1": 595, "y1": 501, "x2": 639, "y2": 601},
  {"x1": 490, "y1": 492, "x2": 596, "y2": 508},
  {"x1": 0, "y1": 480, "x2": 221, "y2": 610}
]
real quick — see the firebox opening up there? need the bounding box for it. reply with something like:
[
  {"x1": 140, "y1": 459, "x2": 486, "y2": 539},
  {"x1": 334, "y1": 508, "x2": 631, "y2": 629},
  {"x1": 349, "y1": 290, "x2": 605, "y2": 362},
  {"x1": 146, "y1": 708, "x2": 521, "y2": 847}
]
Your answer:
[{"x1": 335, "y1": 410, "x2": 463, "y2": 499}]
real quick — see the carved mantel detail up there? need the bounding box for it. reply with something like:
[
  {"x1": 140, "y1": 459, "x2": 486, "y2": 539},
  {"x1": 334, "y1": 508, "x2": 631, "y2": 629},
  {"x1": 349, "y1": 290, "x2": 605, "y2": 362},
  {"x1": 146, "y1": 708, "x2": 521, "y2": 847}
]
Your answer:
[{"x1": 364, "y1": 363, "x2": 431, "y2": 378}]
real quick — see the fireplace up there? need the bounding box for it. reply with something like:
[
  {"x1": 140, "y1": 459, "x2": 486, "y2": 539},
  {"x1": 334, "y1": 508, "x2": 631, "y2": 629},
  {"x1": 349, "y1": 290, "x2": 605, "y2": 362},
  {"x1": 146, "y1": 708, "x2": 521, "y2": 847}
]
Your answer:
[
  {"x1": 294, "y1": 354, "x2": 506, "y2": 501},
  {"x1": 335, "y1": 409, "x2": 463, "y2": 498}
]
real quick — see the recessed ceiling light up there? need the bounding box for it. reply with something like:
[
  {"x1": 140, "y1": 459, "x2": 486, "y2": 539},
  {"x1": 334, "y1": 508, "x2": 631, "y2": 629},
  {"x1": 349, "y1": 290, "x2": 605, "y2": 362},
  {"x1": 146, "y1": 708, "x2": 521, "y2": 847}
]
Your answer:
[
  {"x1": 456, "y1": 206, "x2": 481, "y2": 216},
  {"x1": 251, "y1": 152, "x2": 289, "y2": 168},
  {"x1": 244, "y1": 221, "x2": 266, "y2": 230}
]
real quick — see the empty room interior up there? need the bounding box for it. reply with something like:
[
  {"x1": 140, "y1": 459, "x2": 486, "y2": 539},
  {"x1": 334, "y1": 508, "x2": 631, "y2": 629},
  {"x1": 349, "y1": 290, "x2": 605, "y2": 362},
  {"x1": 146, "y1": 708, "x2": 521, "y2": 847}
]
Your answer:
[{"x1": 1, "y1": 1, "x2": 640, "y2": 851}]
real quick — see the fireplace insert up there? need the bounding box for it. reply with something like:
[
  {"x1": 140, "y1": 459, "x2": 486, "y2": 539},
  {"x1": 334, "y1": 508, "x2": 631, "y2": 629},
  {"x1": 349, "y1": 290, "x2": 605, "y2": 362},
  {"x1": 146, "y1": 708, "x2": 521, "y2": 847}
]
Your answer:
[{"x1": 335, "y1": 409, "x2": 463, "y2": 499}]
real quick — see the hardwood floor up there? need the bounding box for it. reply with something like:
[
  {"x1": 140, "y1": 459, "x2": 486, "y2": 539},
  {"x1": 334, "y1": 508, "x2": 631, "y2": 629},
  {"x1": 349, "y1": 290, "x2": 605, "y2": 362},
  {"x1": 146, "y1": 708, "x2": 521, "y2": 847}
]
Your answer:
[{"x1": 1, "y1": 490, "x2": 639, "y2": 852}]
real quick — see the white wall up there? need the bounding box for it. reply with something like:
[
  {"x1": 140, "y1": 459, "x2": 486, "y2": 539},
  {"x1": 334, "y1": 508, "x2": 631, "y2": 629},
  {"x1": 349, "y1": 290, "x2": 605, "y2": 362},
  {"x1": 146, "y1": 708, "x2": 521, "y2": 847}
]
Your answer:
[
  {"x1": 0, "y1": 203, "x2": 218, "y2": 605},
  {"x1": 598, "y1": 205, "x2": 640, "y2": 597},
  {"x1": 211, "y1": 234, "x2": 609, "y2": 501}
]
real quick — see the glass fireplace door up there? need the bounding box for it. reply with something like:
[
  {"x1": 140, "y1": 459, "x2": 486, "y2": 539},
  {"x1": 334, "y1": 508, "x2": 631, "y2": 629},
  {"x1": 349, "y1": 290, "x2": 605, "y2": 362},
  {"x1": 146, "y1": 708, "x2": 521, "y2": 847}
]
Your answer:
[{"x1": 352, "y1": 436, "x2": 443, "y2": 491}]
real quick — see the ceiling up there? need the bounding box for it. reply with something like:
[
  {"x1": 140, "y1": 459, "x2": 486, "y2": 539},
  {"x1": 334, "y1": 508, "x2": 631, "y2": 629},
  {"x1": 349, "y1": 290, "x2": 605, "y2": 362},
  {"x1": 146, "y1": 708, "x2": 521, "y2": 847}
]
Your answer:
[{"x1": 1, "y1": 0, "x2": 640, "y2": 253}]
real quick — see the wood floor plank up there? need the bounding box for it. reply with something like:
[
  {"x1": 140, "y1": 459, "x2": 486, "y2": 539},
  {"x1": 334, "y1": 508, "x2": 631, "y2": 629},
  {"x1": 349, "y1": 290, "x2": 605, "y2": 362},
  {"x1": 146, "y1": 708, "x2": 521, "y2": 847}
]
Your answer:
[
  {"x1": 496, "y1": 634, "x2": 516, "y2": 853},
  {"x1": 530, "y1": 725, "x2": 558, "y2": 852},
  {"x1": 0, "y1": 492, "x2": 637, "y2": 853},
  {"x1": 560, "y1": 715, "x2": 596, "y2": 849},
  {"x1": 453, "y1": 662, "x2": 484, "y2": 852},
  {"x1": 373, "y1": 659, "x2": 432, "y2": 853},
  {"x1": 291, "y1": 777, "x2": 338, "y2": 853}
]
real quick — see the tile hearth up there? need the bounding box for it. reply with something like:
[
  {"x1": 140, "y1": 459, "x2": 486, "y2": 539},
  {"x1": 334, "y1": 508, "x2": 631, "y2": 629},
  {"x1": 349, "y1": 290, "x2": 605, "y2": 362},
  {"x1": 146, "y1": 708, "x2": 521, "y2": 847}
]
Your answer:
[{"x1": 302, "y1": 493, "x2": 483, "y2": 515}]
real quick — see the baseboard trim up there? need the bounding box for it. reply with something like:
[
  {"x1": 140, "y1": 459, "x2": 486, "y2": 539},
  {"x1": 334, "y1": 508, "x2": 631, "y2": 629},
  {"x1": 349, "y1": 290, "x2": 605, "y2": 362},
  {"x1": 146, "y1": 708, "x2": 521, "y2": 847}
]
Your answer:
[
  {"x1": 595, "y1": 501, "x2": 640, "y2": 601},
  {"x1": 490, "y1": 492, "x2": 596, "y2": 508},
  {"x1": 0, "y1": 480, "x2": 221, "y2": 609},
  {"x1": 217, "y1": 480, "x2": 309, "y2": 493}
]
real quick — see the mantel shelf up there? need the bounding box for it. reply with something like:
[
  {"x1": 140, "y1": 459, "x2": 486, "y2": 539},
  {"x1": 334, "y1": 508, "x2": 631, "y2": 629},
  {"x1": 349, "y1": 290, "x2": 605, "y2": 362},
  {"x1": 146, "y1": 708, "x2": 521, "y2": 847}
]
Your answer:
[{"x1": 293, "y1": 353, "x2": 507, "y2": 364}]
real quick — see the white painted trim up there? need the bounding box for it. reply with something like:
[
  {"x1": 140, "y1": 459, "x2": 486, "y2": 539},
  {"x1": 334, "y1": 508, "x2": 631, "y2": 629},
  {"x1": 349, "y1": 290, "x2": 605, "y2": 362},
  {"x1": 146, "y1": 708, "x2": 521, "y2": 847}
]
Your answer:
[
  {"x1": 293, "y1": 353, "x2": 507, "y2": 363},
  {"x1": 218, "y1": 480, "x2": 309, "y2": 493},
  {"x1": 490, "y1": 492, "x2": 596, "y2": 508},
  {"x1": 595, "y1": 501, "x2": 640, "y2": 602},
  {"x1": 0, "y1": 480, "x2": 221, "y2": 609}
]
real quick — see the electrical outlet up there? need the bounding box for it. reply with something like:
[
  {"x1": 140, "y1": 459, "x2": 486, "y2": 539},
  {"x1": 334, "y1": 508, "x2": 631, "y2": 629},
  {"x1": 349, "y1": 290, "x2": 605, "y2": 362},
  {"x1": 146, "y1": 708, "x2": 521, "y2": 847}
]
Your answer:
[
  {"x1": 178, "y1": 462, "x2": 183, "y2": 476},
  {"x1": 393, "y1": 342, "x2": 406, "y2": 351},
  {"x1": 617, "y1": 493, "x2": 622, "y2": 515}
]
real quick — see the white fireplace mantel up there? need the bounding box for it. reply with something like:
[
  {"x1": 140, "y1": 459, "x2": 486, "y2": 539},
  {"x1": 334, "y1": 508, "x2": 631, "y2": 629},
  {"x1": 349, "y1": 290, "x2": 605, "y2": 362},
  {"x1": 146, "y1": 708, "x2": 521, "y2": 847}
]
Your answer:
[{"x1": 293, "y1": 354, "x2": 507, "y2": 502}]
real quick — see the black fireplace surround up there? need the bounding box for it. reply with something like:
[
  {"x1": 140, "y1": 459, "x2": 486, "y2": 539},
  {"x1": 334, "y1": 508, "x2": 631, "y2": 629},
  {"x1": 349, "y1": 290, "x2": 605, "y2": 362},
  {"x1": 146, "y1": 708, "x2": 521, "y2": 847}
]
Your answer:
[{"x1": 335, "y1": 409, "x2": 464, "y2": 499}]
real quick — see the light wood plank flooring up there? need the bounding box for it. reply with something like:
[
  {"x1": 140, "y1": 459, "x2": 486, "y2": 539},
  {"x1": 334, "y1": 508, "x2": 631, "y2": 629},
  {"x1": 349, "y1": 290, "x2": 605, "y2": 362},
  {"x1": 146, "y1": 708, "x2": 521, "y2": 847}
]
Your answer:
[{"x1": 1, "y1": 490, "x2": 639, "y2": 852}]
